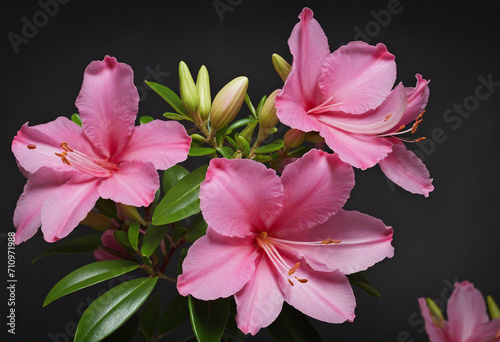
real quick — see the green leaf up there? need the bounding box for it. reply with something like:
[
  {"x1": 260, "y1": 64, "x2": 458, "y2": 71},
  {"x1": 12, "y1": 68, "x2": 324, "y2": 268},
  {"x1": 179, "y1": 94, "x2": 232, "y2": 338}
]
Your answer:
[
  {"x1": 159, "y1": 294, "x2": 190, "y2": 335},
  {"x1": 163, "y1": 165, "x2": 190, "y2": 194},
  {"x1": 186, "y1": 213, "x2": 208, "y2": 242},
  {"x1": 128, "y1": 222, "x2": 140, "y2": 251},
  {"x1": 141, "y1": 225, "x2": 169, "y2": 258},
  {"x1": 139, "y1": 115, "x2": 154, "y2": 124},
  {"x1": 153, "y1": 165, "x2": 208, "y2": 225},
  {"x1": 189, "y1": 147, "x2": 216, "y2": 157},
  {"x1": 244, "y1": 93, "x2": 256, "y2": 117},
  {"x1": 226, "y1": 117, "x2": 259, "y2": 135},
  {"x1": 114, "y1": 230, "x2": 133, "y2": 252},
  {"x1": 71, "y1": 113, "x2": 82, "y2": 126},
  {"x1": 32, "y1": 234, "x2": 102, "y2": 263},
  {"x1": 255, "y1": 139, "x2": 284, "y2": 154},
  {"x1": 96, "y1": 198, "x2": 118, "y2": 219},
  {"x1": 189, "y1": 296, "x2": 230, "y2": 342},
  {"x1": 140, "y1": 292, "x2": 162, "y2": 340},
  {"x1": 173, "y1": 226, "x2": 187, "y2": 242},
  {"x1": 145, "y1": 81, "x2": 187, "y2": 115},
  {"x1": 268, "y1": 303, "x2": 322, "y2": 342},
  {"x1": 253, "y1": 155, "x2": 273, "y2": 163},
  {"x1": 102, "y1": 314, "x2": 139, "y2": 342},
  {"x1": 287, "y1": 147, "x2": 309, "y2": 158},
  {"x1": 44, "y1": 260, "x2": 139, "y2": 306},
  {"x1": 225, "y1": 136, "x2": 238, "y2": 150},
  {"x1": 163, "y1": 112, "x2": 194, "y2": 122},
  {"x1": 216, "y1": 125, "x2": 228, "y2": 147},
  {"x1": 347, "y1": 272, "x2": 380, "y2": 298},
  {"x1": 216, "y1": 146, "x2": 234, "y2": 159},
  {"x1": 75, "y1": 277, "x2": 158, "y2": 342},
  {"x1": 236, "y1": 135, "x2": 251, "y2": 156},
  {"x1": 255, "y1": 95, "x2": 267, "y2": 117}
]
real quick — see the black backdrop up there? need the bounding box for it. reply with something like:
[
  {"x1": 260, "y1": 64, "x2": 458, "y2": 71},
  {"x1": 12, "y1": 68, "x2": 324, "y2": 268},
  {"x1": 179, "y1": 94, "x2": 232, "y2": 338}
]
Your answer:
[{"x1": 1, "y1": 1, "x2": 500, "y2": 341}]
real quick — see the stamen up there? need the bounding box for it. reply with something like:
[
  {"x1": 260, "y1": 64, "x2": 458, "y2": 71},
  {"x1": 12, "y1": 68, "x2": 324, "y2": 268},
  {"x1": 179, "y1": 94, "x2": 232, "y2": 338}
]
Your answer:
[
  {"x1": 295, "y1": 276, "x2": 308, "y2": 283},
  {"x1": 288, "y1": 279, "x2": 294, "y2": 286},
  {"x1": 495, "y1": 329, "x2": 500, "y2": 339},
  {"x1": 384, "y1": 113, "x2": 392, "y2": 122},
  {"x1": 60, "y1": 142, "x2": 73, "y2": 152},
  {"x1": 321, "y1": 239, "x2": 342, "y2": 245},
  {"x1": 27, "y1": 144, "x2": 36, "y2": 149},
  {"x1": 288, "y1": 262, "x2": 301, "y2": 275}
]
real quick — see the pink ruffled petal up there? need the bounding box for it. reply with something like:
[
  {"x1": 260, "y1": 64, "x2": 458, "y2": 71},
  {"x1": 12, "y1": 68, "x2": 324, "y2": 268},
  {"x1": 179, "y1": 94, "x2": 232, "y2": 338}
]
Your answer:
[
  {"x1": 279, "y1": 256, "x2": 356, "y2": 324},
  {"x1": 378, "y1": 140, "x2": 434, "y2": 197},
  {"x1": 447, "y1": 281, "x2": 491, "y2": 340},
  {"x1": 116, "y1": 120, "x2": 191, "y2": 170},
  {"x1": 397, "y1": 74, "x2": 430, "y2": 128},
  {"x1": 12, "y1": 117, "x2": 98, "y2": 174},
  {"x1": 200, "y1": 158, "x2": 284, "y2": 238},
  {"x1": 472, "y1": 319, "x2": 500, "y2": 341},
  {"x1": 235, "y1": 255, "x2": 284, "y2": 336},
  {"x1": 320, "y1": 126, "x2": 393, "y2": 170},
  {"x1": 75, "y1": 56, "x2": 139, "y2": 158},
  {"x1": 177, "y1": 229, "x2": 258, "y2": 300},
  {"x1": 98, "y1": 160, "x2": 159, "y2": 207},
  {"x1": 418, "y1": 297, "x2": 448, "y2": 342},
  {"x1": 283, "y1": 210, "x2": 393, "y2": 274},
  {"x1": 41, "y1": 173, "x2": 101, "y2": 242},
  {"x1": 272, "y1": 150, "x2": 354, "y2": 234},
  {"x1": 318, "y1": 42, "x2": 396, "y2": 114},
  {"x1": 13, "y1": 167, "x2": 75, "y2": 244}
]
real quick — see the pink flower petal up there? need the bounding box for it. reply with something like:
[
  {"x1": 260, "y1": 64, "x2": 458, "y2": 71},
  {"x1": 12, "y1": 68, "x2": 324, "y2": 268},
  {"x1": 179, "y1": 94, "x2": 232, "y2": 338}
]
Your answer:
[
  {"x1": 235, "y1": 255, "x2": 284, "y2": 335},
  {"x1": 116, "y1": 120, "x2": 191, "y2": 170},
  {"x1": 94, "y1": 230, "x2": 127, "y2": 261},
  {"x1": 177, "y1": 229, "x2": 258, "y2": 300},
  {"x1": 418, "y1": 297, "x2": 448, "y2": 342},
  {"x1": 320, "y1": 125, "x2": 393, "y2": 170},
  {"x1": 75, "y1": 56, "x2": 139, "y2": 158},
  {"x1": 447, "y1": 281, "x2": 491, "y2": 340},
  {"x1": 283, "y1": 210, "x2": 393, "y2": 274},
  {"x1": 41, "y1": 173, "x2": 101, "y2": 242},
  {"x1": 398, "y1": 74, "x2": 430, "y2": 128},
  {"x1": 98, "y1": 160, "x2": 159, "y2": 207},
  {"x1": 318, "y1": 42, "x2": 396, "y2": 114},
  {"x1": 279, "y1": 255, "x2": 356, "y2": 324},
  {"x1": 472, "y1": 319, "x2": 500, "y2": 341},
  {"x1": 12, "y1": 117, "x2": 98, "y2": 175},
  {"x1": 272, "y1": 150, "x2": 354, "y2": 234},
  {"x1": 200, "y1": 158, "x2": 284, "y2": 238},
  {"x1": 13, "y1": 167, "x2": 75, "y2": 244},
  {"x1": 378, "y1": 139, "x2": 434, "y2": 197}
]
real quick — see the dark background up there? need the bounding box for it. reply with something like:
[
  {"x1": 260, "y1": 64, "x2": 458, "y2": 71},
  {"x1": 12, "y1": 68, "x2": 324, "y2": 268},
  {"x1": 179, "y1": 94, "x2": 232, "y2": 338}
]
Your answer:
[{"x1": 1, "y1": 0, "x2": 500, "y2": 341}]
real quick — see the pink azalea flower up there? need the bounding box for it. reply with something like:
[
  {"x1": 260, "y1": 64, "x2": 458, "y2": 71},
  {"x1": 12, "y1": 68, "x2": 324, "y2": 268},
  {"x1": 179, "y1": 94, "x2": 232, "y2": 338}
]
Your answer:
[
  {"x1": 275, "y1": 7, "x2": 433, "y2": 196},
  {"x1": 177, "y1": 149, "x2": 394, "y2": 335},
  {"x1": 419, "y1": 281, "x2": 500, "y2": 342},
  {"x1": 94, "y1": 230, "x2": 128, "y2": 261},
  {"x1": 12, "y1": 56, "x2": 191, "y2": 244}
]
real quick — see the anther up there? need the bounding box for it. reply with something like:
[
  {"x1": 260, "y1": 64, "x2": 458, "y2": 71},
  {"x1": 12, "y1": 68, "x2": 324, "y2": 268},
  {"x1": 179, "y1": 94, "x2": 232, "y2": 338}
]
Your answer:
[
  {"x1": 295, "y1": 276, "x2": 308, "y2": 283},
  {"x1": 496, "y1": 329, "x2": 500, "y2": 339},
  {"x1": 384, "y1": 113, "x2": 392, "y2": 122},
  {"x1": 27, "y1": 144, "x2": 36, "y2": 149},
  {"x1": 60, "y1": 142, "x2": 73, "y2": 152},
  {"x1": 287, "y1": 279, "x2": 294, "y2": 286},
  {"x1": 415, "y1": 137, "x2": 426, "y2": 142},
  {"x1": 321, "y1": 239, "x2": 341, "y2": 245},
  {"x1": 394, "y1": 125, "x2": 406, "y2": 133}
]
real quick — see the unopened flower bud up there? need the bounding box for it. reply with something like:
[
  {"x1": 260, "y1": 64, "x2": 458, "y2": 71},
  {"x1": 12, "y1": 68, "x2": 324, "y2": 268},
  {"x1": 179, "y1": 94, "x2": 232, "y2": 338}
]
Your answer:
[
  {"x1": 81, "y1": 212, "x2": 114, "y2": 231},
  {"x1": 272, "y1": 53, "x2": 292, "y2": 82},
  {"x1": 210, "y1": 76, "x2": 248, "y2": 131},
  {"x1": 179, "y1": 61, "x2": 199, "y2": 116},
  {"x1": 487, "y1": 295, "x2": 500, "y2": 319},
  {"x1": 196, "y1": 65, "x2": 211, "y2": 120},
  {"x1": 259, "y1": 89, "x2": 280, "y2": 128},
  {"x1": 116, "y1": 203, "x2": 147, "y2": 226},
  {"x1": 284, "y1": 129, "x2": 305, "y2": 149},
  {"x1": 426, "y1": 298, "x2": 444, "y2": 328}
]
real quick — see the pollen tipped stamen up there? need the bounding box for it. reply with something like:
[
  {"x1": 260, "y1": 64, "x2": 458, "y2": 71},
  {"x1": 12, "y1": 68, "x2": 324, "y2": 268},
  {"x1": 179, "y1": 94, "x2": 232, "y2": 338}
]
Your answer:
[
  {"x1": 27, "y1": 144, "x2": 36, "y2": 149},
  {"x1": 321, "y1": 239, "x2": 341, "y2": 245},
  {"x1": 495, "y1": 329, "x2": 500, "y2": 339},
  {"x1": 384, "y1": 113, "x2": 392, "y2": 122},
  {"x1": 295, "y1": 276, "x2": 308, "y2": 283}
]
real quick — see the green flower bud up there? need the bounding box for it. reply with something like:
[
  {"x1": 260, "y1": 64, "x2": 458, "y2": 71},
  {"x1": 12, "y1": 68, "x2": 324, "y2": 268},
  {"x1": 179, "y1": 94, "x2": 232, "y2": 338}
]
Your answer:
[
  {"x1": 80, "y1": 212, "x2": 114, "y2": 231},
  {"x1": 487, "y1": 295, "x2": 500, "y2": 319},
  {"x1": 426, "y1": 298, "x2": 445, "y2": 328},
  {"x1": 210, "y1": 76, "x2": 249, "y2": 131},
  {"x1": 196, "y1": 65, "x2": 211, "y2": 120},
  {"x1": 272, "y1": 53, "x2": 292, "y2": 82},
  {"x1": 259, "y1": 89, "x2": 280, "y2": 129},
  {"x1": 179, "y1": 61, "x2": 199, "y2": 116},
  {"x1": 284, "y1": 129, "x2": 306, "y2": 149}
]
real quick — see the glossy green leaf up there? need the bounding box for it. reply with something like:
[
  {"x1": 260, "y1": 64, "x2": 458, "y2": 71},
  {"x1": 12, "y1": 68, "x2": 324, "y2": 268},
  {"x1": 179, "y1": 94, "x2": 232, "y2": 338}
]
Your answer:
[
  {"x1": 153, "y1": 165, "x2": 208, "y2": 225},
  {"x1": 236, "y1": 135, "x2": 251, "y2": 156},
  {"x1": 128, "y1": 222, "x2": 140, "y2": 251},
  {"x1": 145, "y1": 81, "x2": 187, "y2": 115},
  {"x1": 225, "y1": 136, "x2": 238, "y2": 150},
  {"x1": 114, "y1": 230, "x2": 133, "y2": 252},
  {"x1": 255, "y1": 95, "x2": 268, "y2": 116},
  {"x1": 163, "y1": 112, "x2": 194, "y2": 122},
  {"x1": 96, "y1": 198, "x2": 118, "y2": 219},
  {"x1": 216, "y1": 146, "x2": 234, "y2": 159},
  {"x1": 268, "y1": 303, "x2": 322, "y2": 342},
  {"x1": 186, "y1": 213, "x2": 208, "y2": 242},
  {"x1": 347, "y1": 272, "x2": 380, "y2": 298},
  {"x1": 71, "y1": 113, "x2": 82, "y2": 126},
  {"x1": 226, "y1": 117, "x2": 259, "y2": 134},
  {"x1": 74, "y1": 277, "x2": 158, "y2": 342},
  {"x1": 163, "y1": 165, "x2": 190, "y2": 194},
  {"x1": 244, "y1": 93, "x2": 256, "y2": 117},
  {"x1": 159, "y1": 294, "x2": 190, "y2": 335},
  {"x1": 44, "y1": 260, "x2": 139, "y2": 306},
  {"x1": 140, "y1": 292, "x2": 162, "y2": 340},
  {"x1": 102, "y1": 314, "x2": 139, "y2": 342},
  {"x1": 255, "y1": 139, "x2": 284, "y2": 154},
  {"x1": 141, "y1": 225, "x2": 169, "y2": 258},
  {"x1": 32, "y1": 234, "x2": 102, "y2": 263},
  {"x1": 189, "y1": 296, "x2": 230, "y2": 342},
  {"x1": 189, "y1": 147, "x2": 216, "y2": 157},
  {"x1": 139, "y1": 115, "x2": 154, "y2": 124}
]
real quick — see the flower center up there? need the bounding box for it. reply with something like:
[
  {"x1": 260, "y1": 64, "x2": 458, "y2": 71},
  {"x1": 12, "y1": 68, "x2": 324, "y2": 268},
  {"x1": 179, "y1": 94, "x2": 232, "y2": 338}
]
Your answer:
[
  {"x1": 306, "y1": 96, "x2": 344, "y2": 115},
  {"x1": 27, "y1": 142, "x2": 118, "y2": 177},
  {"x1": 377, "y1": 110, "x2": 427, "y2": 143}
]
